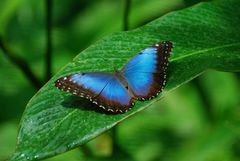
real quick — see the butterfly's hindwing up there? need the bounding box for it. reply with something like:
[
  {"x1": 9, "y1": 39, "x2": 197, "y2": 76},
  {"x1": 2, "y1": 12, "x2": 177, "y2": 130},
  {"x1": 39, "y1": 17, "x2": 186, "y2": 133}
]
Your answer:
[{"x1": 93, "y1": 77, "x2": 134, "y2": 113}]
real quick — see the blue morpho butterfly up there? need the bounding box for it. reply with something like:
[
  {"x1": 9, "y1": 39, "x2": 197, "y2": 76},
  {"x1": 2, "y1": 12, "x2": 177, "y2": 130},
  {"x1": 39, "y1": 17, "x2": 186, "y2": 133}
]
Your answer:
[{"x1": 55, "y1": 41, "x2": 173, "y2": 113}]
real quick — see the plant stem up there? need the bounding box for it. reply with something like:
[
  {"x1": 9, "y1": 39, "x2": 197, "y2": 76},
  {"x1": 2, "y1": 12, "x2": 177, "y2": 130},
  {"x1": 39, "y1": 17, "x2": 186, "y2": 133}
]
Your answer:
[
  {"x1": 112, "y1": 125, "x2": 118, "y2": 155},
  {"x1": 80, "y1": 144, "x2": 92, "y2": 157},
  {"x1": 192, "y1": 78, "x2": 215, "y2": 125},
  {"x1": 123, "y1": 0, "x2": 131, "y2": 31},
  {"x1": 0, "y1": 36, "x2": 43, "y2": 89},
  {"x1": 45, "y1": 0, "x2": 52, "y2": 81}
]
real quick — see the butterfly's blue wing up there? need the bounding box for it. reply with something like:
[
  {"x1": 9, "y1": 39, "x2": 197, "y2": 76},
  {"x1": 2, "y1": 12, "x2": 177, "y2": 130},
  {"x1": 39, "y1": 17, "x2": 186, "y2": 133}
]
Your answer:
[
  {"x1": 55, "y1": 73, "x2": 133, "y2": 113},
  {"x1": 55, "y1": 41, "x2": 172, "y2": 113},
  {"x1": 94, "y1": 76, "x2": 134, "y2": 112},
  {"x1": 121, "y1": 41, "x2": 173, "y2": 100}
]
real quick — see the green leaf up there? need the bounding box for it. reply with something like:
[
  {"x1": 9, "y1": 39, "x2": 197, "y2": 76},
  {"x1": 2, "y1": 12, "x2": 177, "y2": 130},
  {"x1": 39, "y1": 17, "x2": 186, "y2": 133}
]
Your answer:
[{"x1": 10, "y1": 0, "x2": 240, "y2": 160}]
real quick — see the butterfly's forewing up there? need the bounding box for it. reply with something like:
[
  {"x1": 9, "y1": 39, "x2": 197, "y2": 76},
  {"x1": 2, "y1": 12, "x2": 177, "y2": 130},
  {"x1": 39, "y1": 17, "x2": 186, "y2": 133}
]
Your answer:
[
  {"x1": 55, "y1": 73, "x2": 113, "y2": 98},
  {"x1": 55, "y1": 73, "x2": 133, "y2": 113},
  {"x1": 122, "y1": 41, "x2": 173, "y2": 100}
]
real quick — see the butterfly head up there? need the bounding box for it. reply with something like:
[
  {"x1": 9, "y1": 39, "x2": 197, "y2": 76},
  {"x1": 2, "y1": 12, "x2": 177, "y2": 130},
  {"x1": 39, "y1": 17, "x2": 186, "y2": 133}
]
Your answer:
[{"x1": 113, "y1": 68, "x2": 120, "y2": 74}]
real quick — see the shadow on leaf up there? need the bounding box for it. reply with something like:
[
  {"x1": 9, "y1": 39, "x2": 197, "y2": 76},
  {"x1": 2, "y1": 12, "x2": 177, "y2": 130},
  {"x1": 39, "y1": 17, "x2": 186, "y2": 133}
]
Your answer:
[{"x1": 61, "y1": 95, "x2": 117, "y2": 115}]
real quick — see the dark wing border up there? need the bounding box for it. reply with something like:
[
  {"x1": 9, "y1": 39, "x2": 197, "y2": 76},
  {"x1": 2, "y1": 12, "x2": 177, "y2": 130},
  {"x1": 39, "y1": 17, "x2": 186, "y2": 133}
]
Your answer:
[{"x1": 144, "y1": 41, "x2": 173, "y2": 99}]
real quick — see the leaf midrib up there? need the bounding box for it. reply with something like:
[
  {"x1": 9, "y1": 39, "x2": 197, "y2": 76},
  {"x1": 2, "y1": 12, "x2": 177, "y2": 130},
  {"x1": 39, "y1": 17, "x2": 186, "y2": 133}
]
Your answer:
[{"x1": 171, "y1": 42, "x2": 240, "y2": 62}]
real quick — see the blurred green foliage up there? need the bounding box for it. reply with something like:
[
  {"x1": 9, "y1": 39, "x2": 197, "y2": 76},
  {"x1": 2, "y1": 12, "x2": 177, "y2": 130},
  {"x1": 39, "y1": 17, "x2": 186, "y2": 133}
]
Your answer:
[{"x1": 0, "y1": 0, "x2": 239, "y2": 161}]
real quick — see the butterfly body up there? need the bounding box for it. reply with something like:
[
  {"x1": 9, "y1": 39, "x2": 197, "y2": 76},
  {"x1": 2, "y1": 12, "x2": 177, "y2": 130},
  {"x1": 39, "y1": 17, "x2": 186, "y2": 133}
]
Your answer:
[{"x1": 55, "y1": 41, "x2": 173, "y2": 113}]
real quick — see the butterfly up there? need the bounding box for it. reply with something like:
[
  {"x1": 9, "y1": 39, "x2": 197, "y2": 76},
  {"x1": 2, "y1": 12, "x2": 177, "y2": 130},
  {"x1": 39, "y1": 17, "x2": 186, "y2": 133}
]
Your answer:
[{"x1": 55, "y1": 41, "x2": 173, "y2": 113}]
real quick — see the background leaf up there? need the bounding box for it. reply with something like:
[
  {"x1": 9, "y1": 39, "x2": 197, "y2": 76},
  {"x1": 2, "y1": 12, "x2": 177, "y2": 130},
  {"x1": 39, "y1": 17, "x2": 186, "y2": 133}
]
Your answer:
[{"x1": 10, "y1": 0, "x2": 240, "y2": 160}]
